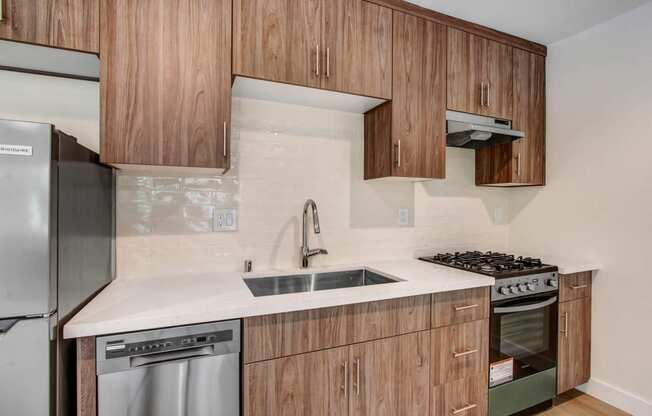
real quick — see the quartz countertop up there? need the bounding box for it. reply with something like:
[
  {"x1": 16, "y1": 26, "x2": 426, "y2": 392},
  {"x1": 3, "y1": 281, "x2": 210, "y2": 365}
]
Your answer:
[{"x1": 63, "y1": 259, "x2": 495, "y2": 339}]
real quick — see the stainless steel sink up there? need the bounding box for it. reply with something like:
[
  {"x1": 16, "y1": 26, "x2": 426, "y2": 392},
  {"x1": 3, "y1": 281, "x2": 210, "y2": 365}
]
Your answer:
[{"x1": 243, "y1": 269, "x2": 400, "y2": 297}]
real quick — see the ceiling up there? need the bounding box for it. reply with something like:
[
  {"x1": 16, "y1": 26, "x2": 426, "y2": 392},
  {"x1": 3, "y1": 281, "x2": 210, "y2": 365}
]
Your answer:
[{"x1": 406, "y1": 0, "x2": 652, "y2": 44}]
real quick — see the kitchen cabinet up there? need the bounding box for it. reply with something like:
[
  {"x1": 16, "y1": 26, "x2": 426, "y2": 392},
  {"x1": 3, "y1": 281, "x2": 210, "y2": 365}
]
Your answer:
[
  {"x1": 233, "y1": 0, "x2": 392, "y2": 99},
  {"x1": 432, "y1": 287, "x2": 490, "y2": 328},
  {"x1": 558, "y1": 273, "x2": 592, "y2": 394},
  {"x1": 364, "y1": 11, "x2": 446, "y2": 180},
  {"x1": 432, "y1": 374, "x2": 488, "y2": 416},
  {"x1": 0, "y1": 0, "x2": 99, "y2": 53},
  {"x1": 476, "y1": 49, "x2": 546, "y2": 186},
  {"x1": 100, "y1": 0, "x2": 231, "y2": 171},
  {"x1": 447, "y1": 27, "x2": 513, "y2": 120},
  {"x1": 431, "y1": 320, "x2": 489, "y2": 386}
]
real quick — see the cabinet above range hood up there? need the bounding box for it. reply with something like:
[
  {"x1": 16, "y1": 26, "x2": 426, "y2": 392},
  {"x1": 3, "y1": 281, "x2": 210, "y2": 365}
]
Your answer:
[{"x1": 446, "y1": 110, "x2": 524, "y2": 149}]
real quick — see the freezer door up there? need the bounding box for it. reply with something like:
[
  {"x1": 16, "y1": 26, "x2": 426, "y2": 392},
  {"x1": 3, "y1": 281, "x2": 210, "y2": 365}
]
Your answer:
[
  {"x1": 0, "y1": 120, "x2": 55, "y2": 317},
  {"x1": 98, "y1": 353, "x2": 239, "y2": 416},
  {"x1": 0, "y1": 317, "x2": 54, "y2": 416}
]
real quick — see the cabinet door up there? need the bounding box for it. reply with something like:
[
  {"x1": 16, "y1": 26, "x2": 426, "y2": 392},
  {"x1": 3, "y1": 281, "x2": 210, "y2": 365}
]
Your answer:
[
  {"x1": 349, "y1": 331, "x2": 430, "y2": 416},
  {"x1": 100, "y1": 0, "x2": 231, "y2": 169},
  {"x1": 321, "y1": 0, "x2": 392, "y2": 99},
  {"x1": 431, "y1": 374, "x2": 488, "y2": 416},
  {"x1": 431, "y1": 320, "x2": 489, "y2": 386},
  {"x1": 558, "y1": 298, "x2": 591, "y2": 394},
  {"x1": 233, "y1": 0, "x2": 321, "y2": 88},
  {"x1": 512, "y1": 49, "x2": 545, "y2": 185},
  {"x1": 244, "y1": 346, "x2": 349, "y2": 416},
  {"x1": 0, "y1": 0, "x2": 99, "y2": 53},
  {"x1": 392, "y1": 11, "x2": 446, "y2": 179},
  {"x1": 447, "y1": 28, "x2": 483, "y2": 115},
  {"x1": 482, "y1": 39, "x2": 513, "y2": 119}
]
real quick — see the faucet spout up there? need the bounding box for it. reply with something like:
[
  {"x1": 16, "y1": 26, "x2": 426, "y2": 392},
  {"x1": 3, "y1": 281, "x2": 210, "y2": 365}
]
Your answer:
[{"x1": 301, "y1": 199, "x2": 327, "y2": 268}]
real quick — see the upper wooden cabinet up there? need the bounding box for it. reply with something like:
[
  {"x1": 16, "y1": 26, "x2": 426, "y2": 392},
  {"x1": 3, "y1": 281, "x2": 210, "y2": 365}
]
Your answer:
[
  {"x1": 100, "y1": 0, "x2": 232, "y2": 171},
  {"x1": 447, "y1": 27, "x2": 513, "y2": 120},
  {"x1": 364, "y1": 11, "x2": 446, "y2": 180},
  {"x1": 475, "y1": 49, "x2": 545, "y2": 186},
  {"x1": 0, "y1": 0, "x2": 99, "y2": 53},
  {"x1": 233, "y1": 0, "x2": 392, "y2": 99}
]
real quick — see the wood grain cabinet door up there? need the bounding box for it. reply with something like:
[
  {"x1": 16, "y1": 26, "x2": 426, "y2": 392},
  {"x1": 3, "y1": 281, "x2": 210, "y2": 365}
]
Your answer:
[
  {"x1": 100, "y1": 0, "x2": 231, "y2": 169},
  {"x1": 391, "y1": 10, "x2": 446, "y2": 179},
  {"x1": 233, "y1": 0, "x2": 322, "y2": 88},
  {"x1": 558, "y1": 298, "x2": 591, "y2": 394},
  {"x1": 482, "y1": 38, "x2": 513, "y2": 119},
  {"x1": 349, "y1": 331, "x2": 430, "y2": 416},
  {"x1": 244, "y1": 346, "x2": 349, "y2": 416},
  {"x1": 321, "y1": 0, "x2": 392, "y2": 99},
  {"x1": 0, "y1": 0, "x2": 99, "y2": 53}
]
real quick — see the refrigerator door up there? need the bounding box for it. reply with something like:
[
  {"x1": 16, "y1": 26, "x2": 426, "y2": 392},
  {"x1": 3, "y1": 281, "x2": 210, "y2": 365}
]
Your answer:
[
  {"x1": 0, "y1": 317, "x2": 54, "y2": 416},
  {"x1": 0, "y1": 119, "x2": 55, "y2": 317}
]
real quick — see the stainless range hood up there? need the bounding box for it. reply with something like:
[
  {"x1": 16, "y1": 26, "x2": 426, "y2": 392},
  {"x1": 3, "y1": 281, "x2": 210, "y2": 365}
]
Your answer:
[{"x1": 446, "y1": 110, "x2": 524, "y2": 149}]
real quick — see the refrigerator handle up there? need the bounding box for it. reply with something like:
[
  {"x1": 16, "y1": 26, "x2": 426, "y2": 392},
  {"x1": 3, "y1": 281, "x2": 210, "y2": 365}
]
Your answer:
[{"x1": 0, "y1": 319, "x2": 19, "y2": 334}]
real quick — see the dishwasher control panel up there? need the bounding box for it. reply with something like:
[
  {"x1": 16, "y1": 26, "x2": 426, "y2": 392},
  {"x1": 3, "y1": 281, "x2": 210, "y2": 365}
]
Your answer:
[{"x1": 104, "y1": 329, "x2": 233, "y2": 359}]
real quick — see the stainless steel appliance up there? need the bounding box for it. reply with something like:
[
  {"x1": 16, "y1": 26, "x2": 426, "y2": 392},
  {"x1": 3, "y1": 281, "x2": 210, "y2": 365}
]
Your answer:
[
  {"x1": 96, "y1": 320, "x2": 241, "y2": 416},
  {"x1": 0, "y1": 119, "x2": 114, "y2": 416},
  {"x1": 446, "y1": 110, "x2": 524, "y2": 149},
  {"x1": 419, "y1": 251, "x2": 559, "y2": 415}
]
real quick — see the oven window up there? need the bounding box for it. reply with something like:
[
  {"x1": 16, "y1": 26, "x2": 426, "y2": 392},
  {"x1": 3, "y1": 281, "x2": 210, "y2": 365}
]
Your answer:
[{"x1": 499, "y1": 308, "x2": 549, "y2": 359}]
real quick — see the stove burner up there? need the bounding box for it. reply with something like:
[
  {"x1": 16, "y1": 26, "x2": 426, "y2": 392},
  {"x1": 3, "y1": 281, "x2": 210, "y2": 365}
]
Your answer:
[{"x1": 420, "y1": 251, "x2": 557, "y2": 278}]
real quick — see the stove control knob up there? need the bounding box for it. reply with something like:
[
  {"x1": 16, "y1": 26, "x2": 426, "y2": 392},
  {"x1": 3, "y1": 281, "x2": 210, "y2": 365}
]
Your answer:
[
  {"x1": 510, "y1": 286, "x2": 520, "y2": 295},
  {"x1": 518, "y1": 284, "x2": 528, "y2": 292},
  {"x1": 499, "y1": 287, "x2": 511, "y2": 295},
  {"x1": 547, "y1": 279, "x2": 558, "y2": 288},
  {"x1": 527, "y1": 282, "x2": 537, "y2": 291}
]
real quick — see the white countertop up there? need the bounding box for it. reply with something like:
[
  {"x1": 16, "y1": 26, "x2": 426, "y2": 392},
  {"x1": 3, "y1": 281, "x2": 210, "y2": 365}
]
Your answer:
[{"x1": 63, "y1": 259, "x2": 494, "y2": 339}]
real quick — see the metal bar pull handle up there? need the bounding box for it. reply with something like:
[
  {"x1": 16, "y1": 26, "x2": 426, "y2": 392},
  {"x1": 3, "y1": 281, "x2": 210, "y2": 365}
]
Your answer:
[
  {"x1": 326, "y1": 47, "x2": 330, "y2": 78},
  {"x1": 394, "y1": 140, "x2": 401, "y2": 168},
  {"x1": 353, "y1": 358, "x2": 360, "y2": 396},
  {"x1": 452, "y1": 403, "x2": 478, "y2": 415},
  {"x1": 223, "y1": 121, "x2": 228, "y2": 158},
  {"x1": 341, "y1": 361, "x2": 348, "y2": 397},
  {"x1": 0, "y1": 0, "x2": 4, "y2": 22},
  {"x1": 516, "y1": 153, "x2": 521, "y2": 177},
  {"x1": 315, "y1": 44, "x2": 320, "y2": 77},
  {"x1": 453, "y1": 349, "x2": 479, "y2": 359},
  {"x1": 480, "y1": 82, "x2": 485, "y2": 107},
  {"x1": 560, "y1": 312, "x2": 569, "y2": 338},
  {"x1": 571, "y1": 284, "x2": 588, "y2": 290},
  {"x1": 486, "y1": 83, "x2": 491, "y2": 107},
  {"x1": 494, "y1": 296, "x2": 557, "y2": 314},
  {"x1": 129, "y1": 345, "x2": 214, "y2": 368},
  {"x1": 454, "y1": 304, "x2": 479, "y2": 312}
]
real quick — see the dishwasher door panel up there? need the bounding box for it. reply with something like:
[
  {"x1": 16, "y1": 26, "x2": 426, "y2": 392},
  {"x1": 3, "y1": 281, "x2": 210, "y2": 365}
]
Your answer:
[{"x1": 98, "y1": 353, "x2": 239, "y2": 416}]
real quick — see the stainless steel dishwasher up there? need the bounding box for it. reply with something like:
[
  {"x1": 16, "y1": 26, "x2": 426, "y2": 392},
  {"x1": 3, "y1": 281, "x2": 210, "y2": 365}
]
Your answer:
[{"x1": 96, "y1": 320, "x2": 240, "y2": 416}]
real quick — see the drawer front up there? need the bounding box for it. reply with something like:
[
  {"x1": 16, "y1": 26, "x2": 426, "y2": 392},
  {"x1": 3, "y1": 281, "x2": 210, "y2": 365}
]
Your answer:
[
  {"x1": 559, "y1": 272, "x2": 592, "y2": 303},
  {"x1": 431, "y1": 320, "x2": 488, "y2": 385},
  {"x1": 244, "y1": 295, "x2": 430, "y2": 363},
  {"x1": 432, "y1": 288, "x2": 489, "y2": 328},
  {"x1": 432, "y1": 374, "x2": 488, "y2": 416}
]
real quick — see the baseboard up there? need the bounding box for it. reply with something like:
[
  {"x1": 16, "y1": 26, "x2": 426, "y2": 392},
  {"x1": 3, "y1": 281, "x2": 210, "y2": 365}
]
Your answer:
[{"x1": 577, "y1": 378, "x2": 652, "y2": 415}]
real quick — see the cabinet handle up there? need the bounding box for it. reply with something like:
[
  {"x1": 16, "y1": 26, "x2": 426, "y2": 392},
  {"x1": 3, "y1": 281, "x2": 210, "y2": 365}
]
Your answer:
[
  {"x1": 0, "y1": 0, "x2": 4, "y2": 21},
  {"x1": 452, "y1": 403, "x2": 478, "y2": 415},
  {"x1": 454, "y1": 304, "x2": 479, "y2": 312},
  {"x1": 480, "y1": 82, "x2": 486, "y2": 107},
  {"x1": 223, "y1": 122, "x2": 228, "y2": 158},
  {"x1": 353, "y1": 358, "x2": 360, "y2": 396},
  {"x1": 453, "y1": 349, "x2": 479, "y2": 359},
  {"x1": 315, "y1": 44, "x2": 320, "y2": 77},
  {"x1": 486, "y1": 83, "x2": 491, "y2": 107},
  {"x1": 560, "y1": 312, "x2": 569, "y2": 338},
  {"x1": 516, "y1": 153, "x2": 521, "y2": 177},
  {"x1": 326, "y1": 47, "x2": 330, "y2": 78},
  {"x1": 341, "y1": 361, "x2": 348, "y2": 398},
  {"x1": 570, "y1": 284, "x2": 588, "y2": 290},
  {"x1": 394, "y1": 140, "x2": 401, "y2": 168}
]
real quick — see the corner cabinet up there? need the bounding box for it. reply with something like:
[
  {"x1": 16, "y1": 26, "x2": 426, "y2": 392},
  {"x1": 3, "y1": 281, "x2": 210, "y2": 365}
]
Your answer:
[
  {"x1": 233, "y1": 0, "x2": 392, "y2": 99},
  {"x1": 99, "y1": 0, "x2": 232, "y2": 171},
  {"x1": 364, "y1": 11, "x2": 447, "y2": 180},
  {"x1": 0, "y1": 0, "x2": 99, "y2": 53},
  {"x1": 476, "y1": 49, "x2": 546, "y2": 186}
]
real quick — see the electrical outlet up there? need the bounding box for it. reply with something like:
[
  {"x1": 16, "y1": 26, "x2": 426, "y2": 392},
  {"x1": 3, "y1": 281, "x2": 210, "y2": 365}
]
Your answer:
[
  {"x1": 398, "y1": 208, "x2": 409, "y2": 226},
  {"x1": 213, "y1": 208, "x2": 237, "y2": 232}
]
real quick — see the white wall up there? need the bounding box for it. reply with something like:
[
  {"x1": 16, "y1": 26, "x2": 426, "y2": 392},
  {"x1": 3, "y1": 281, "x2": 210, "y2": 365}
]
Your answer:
[{"x1": 508, "y1": 3, "x2": 652, "y2": 413}]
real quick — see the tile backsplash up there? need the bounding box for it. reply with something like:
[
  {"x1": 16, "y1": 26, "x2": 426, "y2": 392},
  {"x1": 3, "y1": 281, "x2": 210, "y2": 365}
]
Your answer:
[{"x1": 116, "y1": 98, "x2": 509, "y2": 278}]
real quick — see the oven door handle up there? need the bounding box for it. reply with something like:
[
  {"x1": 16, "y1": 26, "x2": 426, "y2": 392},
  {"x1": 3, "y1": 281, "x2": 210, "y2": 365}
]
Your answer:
[{"x1": 493, "y1": 297, "x2": 557, "y2": 314}]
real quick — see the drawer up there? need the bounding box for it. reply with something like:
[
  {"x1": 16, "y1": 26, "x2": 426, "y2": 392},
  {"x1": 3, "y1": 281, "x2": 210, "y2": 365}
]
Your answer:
[
  {"x1": 431, "y1": 320, "x2": 488, "y2": 385},
  {"x1": 432, "y1": 287, "x2": 489, "y2": 328},
  {"x1": 559, "y1": 272, "x2": 592, "y2": 303},
  {"x1": 432, "y1": 374, "x2": 488, "y2": 416}
]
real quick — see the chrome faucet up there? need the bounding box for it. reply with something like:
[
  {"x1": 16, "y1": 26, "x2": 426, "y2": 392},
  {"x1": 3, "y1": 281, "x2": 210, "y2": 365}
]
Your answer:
[{"x1": 301, "y1": 199, "x2": 328, "y2": 268}]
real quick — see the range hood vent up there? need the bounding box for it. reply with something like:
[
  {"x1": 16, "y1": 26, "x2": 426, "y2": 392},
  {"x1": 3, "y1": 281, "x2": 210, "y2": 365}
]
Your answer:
[{"x1": 446, "y1": 110, "x2": 524, "y2": 149}]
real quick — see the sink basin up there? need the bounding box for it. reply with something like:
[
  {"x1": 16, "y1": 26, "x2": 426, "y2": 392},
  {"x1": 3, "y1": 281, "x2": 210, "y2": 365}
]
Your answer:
[{"x1": 243, "y1": 269, "x2": 400, "y2": 297}]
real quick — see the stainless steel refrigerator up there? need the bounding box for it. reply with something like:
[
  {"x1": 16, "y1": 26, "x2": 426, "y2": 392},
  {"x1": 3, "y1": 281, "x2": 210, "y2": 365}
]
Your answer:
[{"x1": 0, "y1": 119, "x2": 114, "y2": 416}]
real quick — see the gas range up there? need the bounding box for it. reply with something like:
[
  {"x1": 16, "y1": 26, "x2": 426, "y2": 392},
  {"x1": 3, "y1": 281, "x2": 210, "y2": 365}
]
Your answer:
[{"x1": 418, "y1": 251, "x2": 559, "y2": 301}]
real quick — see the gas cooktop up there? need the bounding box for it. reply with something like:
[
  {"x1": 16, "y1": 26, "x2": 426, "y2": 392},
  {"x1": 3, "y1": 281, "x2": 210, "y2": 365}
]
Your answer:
[{"x1": 419, "y1": 251, "x2": 558, "y2": 278}]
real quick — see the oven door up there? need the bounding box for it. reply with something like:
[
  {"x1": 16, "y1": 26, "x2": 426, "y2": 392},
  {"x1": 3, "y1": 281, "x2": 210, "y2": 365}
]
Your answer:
[{"x1": 490, "y1": 293, "x2": 558, "y2": 387}]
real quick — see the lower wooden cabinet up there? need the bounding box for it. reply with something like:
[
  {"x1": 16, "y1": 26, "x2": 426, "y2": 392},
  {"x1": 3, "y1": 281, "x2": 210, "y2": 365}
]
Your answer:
[
  {"x1": 243, "y1": 331, "x2": 430, "y2": 416},
  {"x1": 432, "y1": 374, "x2": 488, "y2": 416},
  {"x1": 557, "y1": 296, "x2": 591, "y2": 394},
  {"x1": 431, "y1": 320, "x2": 489, "y2": 386}
]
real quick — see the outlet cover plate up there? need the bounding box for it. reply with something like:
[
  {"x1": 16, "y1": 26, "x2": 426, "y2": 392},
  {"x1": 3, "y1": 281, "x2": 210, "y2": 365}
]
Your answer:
[{"x1": 214, "y1": 208, "x2": 237, "y2": 232}]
